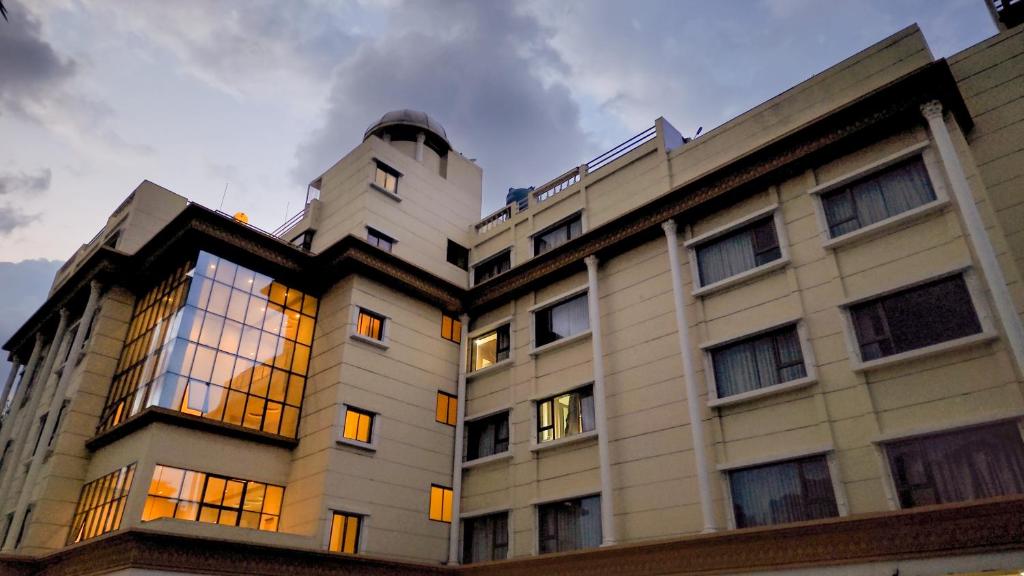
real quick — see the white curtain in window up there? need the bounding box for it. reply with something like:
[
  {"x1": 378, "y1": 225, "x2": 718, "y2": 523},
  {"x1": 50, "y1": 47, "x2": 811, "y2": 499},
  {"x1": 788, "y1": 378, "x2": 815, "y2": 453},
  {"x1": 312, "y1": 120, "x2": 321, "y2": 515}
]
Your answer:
[
  {"x1": 713, "y1": 337, "x2": 777, "y2": 397},
  {"x1": 697, "y1": 232, "x2": 756, "y2": 286},
  {"x1": 550, "y1": 296, "x2": 589, "y2": 340}
]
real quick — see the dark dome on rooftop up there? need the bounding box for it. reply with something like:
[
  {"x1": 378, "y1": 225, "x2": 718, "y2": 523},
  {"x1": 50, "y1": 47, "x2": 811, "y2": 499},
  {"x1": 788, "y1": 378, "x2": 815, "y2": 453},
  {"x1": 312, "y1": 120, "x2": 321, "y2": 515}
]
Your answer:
[{"x1": 364, "y1": 109, "x2": 451, "y2": 153}]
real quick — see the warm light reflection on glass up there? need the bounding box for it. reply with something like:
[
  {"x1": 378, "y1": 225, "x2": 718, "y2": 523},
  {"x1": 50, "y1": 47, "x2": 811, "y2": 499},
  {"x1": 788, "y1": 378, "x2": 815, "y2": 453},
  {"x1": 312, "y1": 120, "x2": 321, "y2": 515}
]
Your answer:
[
  {"x1": 142, "y1": 464, "x2": 283, "y2": 532},
  {"x1": 68, "y1": 464, "x2": 136, "y2": 544}
]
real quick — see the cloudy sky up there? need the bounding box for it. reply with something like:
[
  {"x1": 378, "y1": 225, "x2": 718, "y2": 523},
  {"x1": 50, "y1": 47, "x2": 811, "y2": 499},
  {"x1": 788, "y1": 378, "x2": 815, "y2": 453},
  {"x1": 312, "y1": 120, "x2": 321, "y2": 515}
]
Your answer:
[{"x1": 0, "y1": 0, "x2": 997, "y2": 264}]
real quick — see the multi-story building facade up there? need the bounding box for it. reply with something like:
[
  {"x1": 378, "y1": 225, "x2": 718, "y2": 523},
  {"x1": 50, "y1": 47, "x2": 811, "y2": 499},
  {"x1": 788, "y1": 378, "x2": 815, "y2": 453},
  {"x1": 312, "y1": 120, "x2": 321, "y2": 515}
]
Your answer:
[{"x1": 1, "y1": 8, "x2": 1023, "y2": 576}]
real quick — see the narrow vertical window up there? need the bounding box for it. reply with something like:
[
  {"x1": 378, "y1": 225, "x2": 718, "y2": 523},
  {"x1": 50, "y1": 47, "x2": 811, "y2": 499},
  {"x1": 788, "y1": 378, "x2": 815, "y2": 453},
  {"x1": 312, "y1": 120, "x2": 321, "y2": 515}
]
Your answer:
[
  {"x1": 463, "y1": 511, "x2": 509, "y2": 563},
  {"x1": 821, "y1": 156, "x2": 936, "y2": 238},
  {"x1": 441, "y1": 313, "x2": 462, "y2": 343},
  {"x1": 710, "y1": 324, "x2": 807, "y2": 398},
  {"x1": 436, "y1": 392, "x2": 457, "y2": 426},
  {"x1": 355, "y1": 309, "x2": 386, "y2": 341},
  {"x1": 341, "y1": 406, "x2": 375, "y2": 444},
  {"x1": 429, "y1": 485, "x2": 453, "y2": 523},
  {"x1": 329, "y1": 511, "x2": 362, "y2": 554}
]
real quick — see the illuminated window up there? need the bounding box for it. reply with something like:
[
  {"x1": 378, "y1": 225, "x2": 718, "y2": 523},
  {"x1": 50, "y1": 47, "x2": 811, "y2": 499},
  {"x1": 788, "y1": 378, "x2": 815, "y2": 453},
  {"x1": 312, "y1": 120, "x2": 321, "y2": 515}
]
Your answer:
[
  {"x1": 470, "y1": 325, "x2": 509, "y2": 371},
  {"x1": 366, "y1": 227, "x2": 395, "y2": 253},
  {"x1": 68, "y1": 464, "x2": 136, "y2": 544},
  {"x1": 328, "y1": 511, "x2": 362, "y2": 554},
  {"x1": 373, "y1": 161, "x2": 400, "y2": 195},
  {"x1": 142, "y1": 464, "x2": 283, "y2": 532},
  {"x1": 342, "y1": 406, "x2": 374, "y2": 444},
  {"x1": 463, "y1": 511, "x2": 508, "y2": 563},
  {"x1": 535, "y1": 293, "x2": 589, "y2": 348},
  {"x1": 436, "y1": 392, "x2": 457, "y2": 426},
  {"x1": 355, "y1": 309, "x2": 385, "y2": 341},
  {"x1": 537, "y1": 386, "x2": 594, "y2": 443},
  {"x1": 441, "y1": 314, "x2": 462, "y2": 344},
  {"x1": 428, "y1": 485, "x2": 453, "y2": 523},
  {"x1": 534, "y1": 213, "x2": 582, "y2": 256},
  {"x1": 695, "y1": 216, "x2": 781, "y2": 287},
  {"x1": 473, "y1": 250, "x2": 510, "y2": 284},
  {"x1": 98, "y1": 252, "x2": 317, "y2": 438}
]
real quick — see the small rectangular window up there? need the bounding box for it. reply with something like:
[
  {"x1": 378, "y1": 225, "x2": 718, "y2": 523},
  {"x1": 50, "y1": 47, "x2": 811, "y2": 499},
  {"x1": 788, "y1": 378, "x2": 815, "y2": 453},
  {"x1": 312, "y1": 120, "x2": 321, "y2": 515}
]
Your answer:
[
  {"x1": 355, "y1": 309, "x2": 386, "y2": 341},
  {"x1": 537, "y1": 386, "x2": 594, "y2": 443},
  {"x1": 441, "y1": 313, "x2": 462, "y2": 343},
  {"x1": 463, "y1": 511, "x2": 509, "y2": 563},
  {"x1": 329, "y1": 511, "x2": 362, "y2": 554},
  {"x1": 373, "y1": 161, "x2": 400, "y2": 194},
  {"x1": 342, "y1": 406, "x2": 374, "y2": 444},
  {"x1": 470, "y1": 325, "x2": 510, "y2": 371},
  {"x1": 534, "y1": 214, "x2": 583, "y2": 256},
  {"x1": 429, "y1": 485, "x2": 453, "y2": 523},
  {"x1": 849, "y1": 275, "x2": 981, "y2": 361},
  {"x1": 884, "y1": 421, "x2": 1024, "y2": 509},
  {"x1": 68, "y1": 464, "x2": 136, "y2": 544},
  {"x1": 366, "y1": 227, "x2": 395, "y2": 252},
  {"x1": 535, "y1": 293, "x2": 589, "y2": 348},
  {"x1": 447, "y1": 240, "x2": 469, "y2": 270},
  {"x1": 31, "y1": 413, "x2": 47, "y2": 456},
  {"x1": 465, "y1": 412, "x2": 509, "y2": 461},
  {"x1": 696, "y1": 216, "x2": 781, "y2": 287},
  {"x1": 48, "y1": 401, "x2": 69, "y2": 448},
  {"x1": 711, "y1": 325, "x2": 807, "y2": 398},
  {"x1": 473, "y1": 250, "x2": 511, "y2": 284},
  {"x1": 729, "y1": 455, "x2": 838, "y2": 528},
  {"x1": 537, "y1": 495, "x2": 600, "y2": 554},
  {"x1": 436, "y1": 392, "x2": 457, "y2": 426},
  {"x1": 821, "y1": 157, "x2": 936, "y2": 238}
]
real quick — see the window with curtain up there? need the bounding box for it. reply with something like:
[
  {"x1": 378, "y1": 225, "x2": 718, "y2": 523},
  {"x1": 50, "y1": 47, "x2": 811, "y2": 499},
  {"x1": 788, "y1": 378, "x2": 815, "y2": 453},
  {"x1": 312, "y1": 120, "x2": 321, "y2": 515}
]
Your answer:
[
  {"x1": 849, "y1": 274, "x2": 981, "y2": 361},
  {"x1": 821, "y1": 156, "x2": 936, "y2": 238},
  {"x1": 471, "y1": 325, "x2": 510, "y2": 371},
  {"x1": 463, "y1": 512, "x2": 509, "y2": 563},
  {"x1": 67, "y1": 464, "x2": 136, "y2": 544},
  {"x1": 465, "y1": 412, "x2": 510, "y2": 461},
  {"x1": 341, "y1": 406, "x2": 374, "y2": 444},
  {"x1": 328, "y1": 511, "x2": 362, "y2": 554},
  {"x1": 538, "y1": 496, "x2": 601, "y2": 554},
  {"x1": 474, "y1": 250, "x2": 511, "y2": 284},
  {"x1": 534, "y1": 214, "x2": 583, "y2": 256},
  {"x1": 711, "y1": 325, "x2": 807, "y2": 398},
  {"x1": 142, "y1": 464, "x2": 283, "y2": 532},
  {"x1": 695, "y1": 216, "x2": 781, "y2": 287},
  {"x1": 728, "y1": 455, "x2": 838, "y2": 528},
  {"x1": 884, "y1": 421, "x2": 1024, "y2": 508},
  {"x1": 535, "y1": 293, "x2": 589, "y2": 347},
  {"x1": 537, "y1": 386, "x2": 595, "y2": 443}
]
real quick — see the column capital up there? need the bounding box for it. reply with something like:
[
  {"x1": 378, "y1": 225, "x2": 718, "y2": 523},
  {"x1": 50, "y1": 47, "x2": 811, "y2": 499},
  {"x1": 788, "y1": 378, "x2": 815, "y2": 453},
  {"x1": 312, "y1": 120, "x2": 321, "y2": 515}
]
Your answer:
[
  {"x1": 920, "y1": 100, "x2": 944, "y2": 121},
  {"x1": 584, "y1": 254, "x2": 599, "y2": 269},
  {"x1": 661, "y1": 219, "x2": 678, "y2": 235},
  {"x1": 88, "y1": 279, "x2": 104, "y2": 298},
  {"x1": 33, "y1": 331, "x2": 45, "y2": 346},
  {"x1": 58, "y1": 307, "x2": 71, "y2": 322}
]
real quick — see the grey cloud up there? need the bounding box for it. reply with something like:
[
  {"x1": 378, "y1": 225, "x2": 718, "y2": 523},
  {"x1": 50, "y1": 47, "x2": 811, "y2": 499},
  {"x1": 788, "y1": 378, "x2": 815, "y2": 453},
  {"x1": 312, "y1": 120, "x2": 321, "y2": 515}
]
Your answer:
[
  {"x1": 0, "y1": 0, "x2": 75, "y2": 117},
  {"x1": 0, "y1": 207, "x2": 38, "y2": 235},
  {"x1": 0, "y1": 168, "x2": 51, "y2": 196},
  {"x1": 293, "y1": 0, "x2": 599, "y2": 213}
]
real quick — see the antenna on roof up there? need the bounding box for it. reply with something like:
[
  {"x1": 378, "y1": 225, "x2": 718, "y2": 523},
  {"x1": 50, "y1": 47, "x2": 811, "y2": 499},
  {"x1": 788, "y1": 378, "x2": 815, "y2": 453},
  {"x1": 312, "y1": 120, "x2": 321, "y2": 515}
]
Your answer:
[
  {"x1": 217, "y1": 182, "x2": 230, "y2": 211},
  {"x1": 694, "y1": 126, "x2": 703, "y2": 138}
]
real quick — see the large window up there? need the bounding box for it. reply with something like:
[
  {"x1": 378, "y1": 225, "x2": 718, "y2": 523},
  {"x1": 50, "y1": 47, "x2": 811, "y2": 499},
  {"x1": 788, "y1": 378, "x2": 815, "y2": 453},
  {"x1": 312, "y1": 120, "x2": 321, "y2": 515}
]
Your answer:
[
  {"x1": 142, "y1": 464, "x2": 283, "y2": 532},
  {"x1": 373, "y1": 161, "x2": 400, "y2": 195},
  {"x1": 884, "y1": 422, "x2": 1024, "y2": 509},
  {"x1": 465, "y1": 412, "x2": 509, "y2": 461},
  {"x1": 67, "y1": 464, "x2": 136, "y2": 544},
  {"x1": 537, "y1": 386, "x2": 594, "y2": 444},
  {"x1": 538, "y1": 496, "x2": 601, "y2": 554},
  {"x1": 471, "y1": 325, "x2": 510, "y2": 371},
  {"x1": 535, "y1": 293, "x2": 589, "y2": 348},
  {"x1": 821, "y1": 157, "x2": 936, "y2": 238},
  {"x1": 710, "y1": 325, "x2": 807, "y2": 399},
  {"x1": 728, "y1": 455, "x2": 838, "y2": 528},
  {"x1": 849, "y1": 274, "x2": 981, "y2": 362},
  {"x1": 463, "y1": 512, "x2": 508, "y2": 563},
  {"x1": 429, "y1": 485, "x2": 453, "y2": 523},
  {"x1": 534, "y1": 214, "x2": 582, "y2": 256},
  {"x1": 329, "y1": 511, "x2": 363, "y2": 554},
  {"x1": 341, "y1": 406, "x2": 374, "y2": 444},
  {"x1": 473, "y1": 250, "x2": 511, "y2": 284},
  {"x1": 695, "y1": 216, "x2": 781, "y2": 287},
  {"x1": 98, "y1": 253, "x2": 318, "y2": 438}
]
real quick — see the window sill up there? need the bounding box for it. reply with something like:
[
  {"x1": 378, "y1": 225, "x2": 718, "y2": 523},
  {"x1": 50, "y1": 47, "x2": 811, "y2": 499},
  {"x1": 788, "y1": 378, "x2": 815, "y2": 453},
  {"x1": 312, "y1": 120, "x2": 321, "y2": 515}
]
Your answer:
[
  {"x1": 692, "y1": 258, "x2": 790, "y2": 298},
  {"x1": 462, "y1": 451, "x2": 513, "y2": 469},
  {"x1": 369, "y1": 183, "x2": 401, "y2": 202},
  {"x1": 530, "y1": 430, "x2": 598, "y2": 453},
  {"x1": 821, "y1": 199, "x2": 949, "y2": 251},
  {"x1": 529, "y1": 330, "x2": 592, "y2": 357},
  {"x1": 708, "y1": 376, "x2": 818, "y2": 408},
  {"x1": 336, "y1": 437, "x2": 377, "y2": 452},
  {"x1": 851, "y1": 331, "x2": 997, "y2": 373},
  {"x1": 349, "y1": 333, "x2": 389, "y2": 350},
  {"x1": 467, "y1": 358, "x2": 513, "y2": 380}
]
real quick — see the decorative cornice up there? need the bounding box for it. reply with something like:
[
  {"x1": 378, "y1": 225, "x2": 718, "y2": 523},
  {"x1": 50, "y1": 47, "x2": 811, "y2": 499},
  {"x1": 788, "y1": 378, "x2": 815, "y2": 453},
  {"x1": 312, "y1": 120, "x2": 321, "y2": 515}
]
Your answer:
[
  {"x1": 85, "y1": 407, "x2": 299, "y2": 452},
  {"x1": 2, "y1": 496, "x2": 1021, "y2": 576}
]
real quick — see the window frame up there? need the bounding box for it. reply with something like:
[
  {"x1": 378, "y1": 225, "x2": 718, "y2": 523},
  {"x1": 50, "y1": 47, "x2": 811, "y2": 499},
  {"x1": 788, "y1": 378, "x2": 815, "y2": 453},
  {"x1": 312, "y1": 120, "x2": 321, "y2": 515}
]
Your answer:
[
  {"x1": 436, "y1": 391, "x2": 458, "y2": 426},
  {"x1": 685, "y1": 205, "x2": 790, "y2": 297},
  {"x1": 529, "y1": 286, "x2": 591, "y2": 354},
  {"x1": 808, "y1": 141, "x2": 950, "y2": 250},
  {"x1": 428, "y1": 484, "x2": 454, "y2": 523},
  {"x1": 350, "y1": 306, "x2": 389, "y2": 349},
  {"x1": 534, "y1": 493, "x2": 602, "y2": 555},
  {"x1": 446, "y1": 239, "x2": 470, "y2": 271},
  {"x1": 463, "y1": 409, "x2": 511, "y2": 464},
  {"x1": 327, "y1": 510, "x2": 364, "y2": 554},
  {"x1": 467, "y1": 321, "x2": 512, "y2": 376},
  {"x1": 441, "y1": 313, "x2": 462, "y2": 344},
  {"x1": 532, "y1": 212, "x2": 584, "y2": 257},
  {"x1": 532, "y1": 384, "x2": 597, "y2": 450},
  {"x1": 471, "y1": 249, "x2": 513, "y2": 286},
  {"x1": 461, "y1": 509, "x2": 510, "y2": 563},
  {"x1": 371, "y1": 160, "x2": 401, "y2": 198},
  {"x1": 702, "y1": 319, "x2": 818, "y2": 407},
  {"x1": 365, "y1": 227, "x2": 396, "y2": 253},
  {"x1": 838, "y1": 266, "x2": 995, "y2": 371},
  {"x1": 338, "y1": 404, "x2": 378, "y2": 450}
]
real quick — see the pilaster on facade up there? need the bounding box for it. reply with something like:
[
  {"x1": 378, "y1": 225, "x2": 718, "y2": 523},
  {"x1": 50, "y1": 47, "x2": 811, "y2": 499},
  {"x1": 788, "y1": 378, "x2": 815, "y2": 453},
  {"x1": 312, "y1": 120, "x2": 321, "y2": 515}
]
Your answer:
[
  {"x1": 583, "y1": 255, "x2": 615, "y2": 546},
  {"x1": 448, "y1": 314, "x2": 470, "y2": 564}
]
